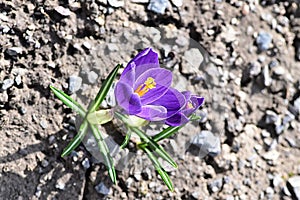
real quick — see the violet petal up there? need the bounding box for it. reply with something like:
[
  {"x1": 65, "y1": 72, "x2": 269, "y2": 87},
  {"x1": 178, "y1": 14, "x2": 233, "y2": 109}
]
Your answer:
[
  {"x1": 136, "y1": 105, "x2": 167, "y2": 121},
  {"x1": 115, "y1": 82, "x2": 142, "y2": 114},
  {"x1": 119, "y1": 62, "x2": 135, "y2": 87},
  {"x1": 165, "y1": 112, "x2": 189, "y2": 126},
  {"x1": 123, "y1": 48, "x2": 160, "y2": 78},
  {"x1": 152, "y1": 87, "x2": 187, "y2": 118}
]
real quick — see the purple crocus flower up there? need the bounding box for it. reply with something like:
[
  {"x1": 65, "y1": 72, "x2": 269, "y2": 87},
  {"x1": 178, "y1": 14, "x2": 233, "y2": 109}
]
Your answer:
[
  {"x1": 165, "y1": 91, "x2": 205, "y2": 126},
  {"x1": 115, "y1": 48, "x2": 186, "y2": 123}
]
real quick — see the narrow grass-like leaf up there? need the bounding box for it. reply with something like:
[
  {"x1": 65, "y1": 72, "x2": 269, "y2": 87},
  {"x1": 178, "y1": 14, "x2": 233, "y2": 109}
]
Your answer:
[
  {"x1": 50, "y1": 85, "x2": 86, "y2": 117},
  {"x1": 61, "y1": 120, "x2": 88, "y2": 157},
  {"x1": 120, "y1": 129, "x2": 132, "y2": 149},
  {"x1": 132, "y1": 127, "x2": 178, "y2": 169},
  {"x1": 90, "y1": 124, "x2": 117, "y2": 184},
  {"x1": 89, "y1": 64, "x2": 121, "y2": 112},
  {"x1": 139, "y1": 126, "x2": 182, "y2": 149},
  {"x1": 50, "y1": 85, "x2": 89, "y2": 157},
  {"x1": 152, "y1": 126, "x2": 182, "y2": 143},
  {"x1": 141, "y1": 145, "x2": 174, "y2": 191}
]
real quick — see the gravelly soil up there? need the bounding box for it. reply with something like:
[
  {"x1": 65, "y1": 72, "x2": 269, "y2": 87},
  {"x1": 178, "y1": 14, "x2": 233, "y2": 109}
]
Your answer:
[{"x1": 1, "y1": 0, "x2": 300, "y2": 199}]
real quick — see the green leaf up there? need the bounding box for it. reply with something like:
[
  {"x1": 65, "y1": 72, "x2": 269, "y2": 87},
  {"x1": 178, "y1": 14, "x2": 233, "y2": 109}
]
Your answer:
[
  {"x1": 152, "y1": 126, "x2": 182, "y2": 143},
  {"x1": 61, "y1": 120, "x2": 88, "y2": 157},
  {"x1": 132, "y1": 127, "x2": 178, "y2": 169},
  {"x1": 89, "y1": 64, "x2": 121, "y2": 113},
  {"x1": 120, "y1": 129, "x2": 132, "y2": 149},
  {"x1": 141, "y1": 146, "x2": 174, "y2": 191},
  {"x1": 90, "y1": 124, "x2": 117, "y2": 184},
  {"x1": 50, "y1": 85, "x2": 86, "y2": 117}
]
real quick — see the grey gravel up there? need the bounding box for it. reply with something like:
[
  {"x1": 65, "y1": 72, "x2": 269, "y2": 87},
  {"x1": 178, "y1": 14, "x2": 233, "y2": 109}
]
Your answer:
[
  {"x1": 1, "y1": 79, "x2": 14, "y2": 90},
  {"x1": 68, "y1": 75, "x2": 82, "y2": 93}
]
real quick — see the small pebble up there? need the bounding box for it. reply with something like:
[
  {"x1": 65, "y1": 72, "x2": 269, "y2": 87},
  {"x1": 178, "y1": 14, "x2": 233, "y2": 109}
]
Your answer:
[
  {"x1": 106, "y1": 43, "x2": 119, "y2": 52},
  {"x1": 15, "y1": 75, "x2": 22, "y2": 85},
  {"x1": 272, "y1": 174, "x2": 283, "y2": 187},
  {"x1": 41, "y1": 159, "x2": 49, "y2": 167},
  {"x1": 262, "y1": 150, "x2": 280, "y2": 162},
  {"x1": 87, "y1": 71, "x2": 98, "y2": 84},
  {"x1": 263, "y1": 65, "x2": 272, "y2": 87},
  {"x1": 149, "y1": 181, "x2": 156, "y2": 189},
  {"x1": 190, "y1": 130, "x2": 221, "y2": 158},
  {"x1": 95, "y1": 182, "x2": 110, "y2": 195},
  {"x1": 171, "y1": 0, "x2": 182, "y2": 7},
  {"x1": 191, "y1": 192, "x2": 199, "y2": 199},
  {"x1": 82, "y1": 41, "x2": 91, "y2": 50},
  {"x1": 265, "y1": 110, "x2": 279, "y2": 125},
  {"x1": 54, "y1": 6, "x2": 71, "y2": 16},
  {"x1": 208, "y1": 178, "x2": 223, "y2": 193},
  {"x1": 272, "y1": 66, "x2": 285, "y2": 76},
  {"x1": 1, "y1": 79, "x2": 14, "y2": 90},
  {"x1": 148, "y1": 0, "x2": 168, "y2": 14},
  {"x1": 265, "y1": 187, "x2": 274, "y2": 199},
  {"x1": 287, "y1": 176, "x2": 300, "y2": 199},
  {"x1": 55, "y1": 181, "x2": 65, "y2": 190},
  {"x1": 108, "y1": 0, "x2": 125, "y2": 7},
  {"x1": 131, "y1": 0, "x2": 149, "y2": 3},
  {"x1": 68, "y1": 75, "x2": 82, "y2": 93},
  {"x1": 256, "y1": 32, "x2": 272, "y2": 51},
  {"x1": 293, "y1": 97, "x2": 300, "y2": 114},
  {"x1": 285, "y1": 137, "x2": 296, "y2": 147},
  {"x1": 82, "y1": 158, "x2": 90, "y2": 169},
  {"x1": 242, "y1": 3, "x2": 250, "y2": 15},
  {"x1": 40, "y1": 120, "x2": 48, "y2": 129},
  {"x1": 19, "y1": 107, "x2": 27, "y2": 115},
  {"x1": 125, "y1": 177, "x2": 134, "y2": 189},
  {"x1": 6, "y1": 47, "x2": 22, "y2": 56}
]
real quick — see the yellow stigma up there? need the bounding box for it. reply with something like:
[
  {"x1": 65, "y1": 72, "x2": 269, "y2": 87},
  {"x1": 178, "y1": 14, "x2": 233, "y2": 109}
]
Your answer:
[{"x1": 135, "y1": 77, "x2": 156, "y2": 97}]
